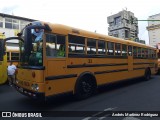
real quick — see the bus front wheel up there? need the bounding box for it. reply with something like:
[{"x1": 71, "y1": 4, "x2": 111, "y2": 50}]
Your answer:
[{"x1": 74, "y1": 75, "x2": 97, "y2": 100}]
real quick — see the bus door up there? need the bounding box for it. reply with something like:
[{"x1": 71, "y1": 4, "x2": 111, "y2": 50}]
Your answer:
[
  {"x1": 45, "y1": 34, "x2": 66, "y2": 77},
  {"x1": 128, "y1": 45, "x2": 133, "y2": 71}
]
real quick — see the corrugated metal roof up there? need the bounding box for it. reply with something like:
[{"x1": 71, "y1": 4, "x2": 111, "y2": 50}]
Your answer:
[{"x1": 0, "y1": 13, "x2": 36, "y2": 21}]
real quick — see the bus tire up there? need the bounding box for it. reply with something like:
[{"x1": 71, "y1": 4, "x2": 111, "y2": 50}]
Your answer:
[
  {"x1": 144, "y1": 68, "x2": 151, "y2": 81},
  {"x1": 74, "y1": 74, "x2": 97, "y2": 100}
]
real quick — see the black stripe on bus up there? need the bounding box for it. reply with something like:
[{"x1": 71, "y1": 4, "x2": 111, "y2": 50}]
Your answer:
[
  {"x1": 45, "y1": 74, "x2": 77, "y2": 81},
  {"x1": 133, "y1": 67, "x2": 155, "y2": 70},
  {"x1": 94, "y1": 69, "x2": 128, "y2": 75},
  {"x1": 17, "y1": 66, "x2": 45, "y2": 70},
  {"x1": 133, "y1": 57, "x2": 157, "y2": 60},
  {"x1": 133, "y1": 67, "x2": 146, "y2": 70},
  {"x1": 133, "y1": 63, "x2": 155, "y2": 65},
  {"x1": 68, "y1": 54, "x2": 128, "y2": 59},
  {"x1": 69, "y1": 54, "x2": 157, "y2": 59},
  {"x1": 67, "y1": 63, "x2": 128, "y2": 68},
  {"x1": 8, "y1": 60, "x2": 20, "y2": 62}
]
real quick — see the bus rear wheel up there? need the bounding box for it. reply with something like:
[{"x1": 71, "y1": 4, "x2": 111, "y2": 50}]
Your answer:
[
  {"x1": 144, "y1": 69, "x2": 151, "y2": 81},
  {"x1": 75, "y1": 76, "x2": 96, "y2": 100}
]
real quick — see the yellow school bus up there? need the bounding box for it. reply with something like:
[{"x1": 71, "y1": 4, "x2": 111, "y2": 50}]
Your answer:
[
  {"x1": 9, "y1": 21, "x2": 157, "y2": 100},
  {"x1": 0, "y1": 33, "x2": 7, "y2": 84}
]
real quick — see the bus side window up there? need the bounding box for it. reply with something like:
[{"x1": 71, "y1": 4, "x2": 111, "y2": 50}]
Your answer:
[
  {"x1": 87, "y1": 38, "x2": 96, "y2": 55},
  {"x1": 122, "y1": 44, "x2": 127, "y2": 56},
  {"x1": 128, "y1": 45, "x2": 132, "y2": 56},
  {"x1": 152, "y1": 50, "x2": 156, "y2": 58},
  {"x1": 158, "y1": 50, "x2": 160, "y2": 58},
  {"x1": 115, "y1": 43, "x2": 121, "y2": 56},
  {"x1": 107, "y1": 42, "x2": 114, "y2": 56},
  {"x1": 46, "y1": 34, "x2": 65, "y2": 57},
  {"x1": 137, "y1": 47, "x2": 141, "y2": 58},
  {"x1": 145, "y1": 49, "x2": 148, "y2": 58},
  {"x1": 57, "y1": 35, "x2": 66, "y2": 57},
  {"x1": 149, "y1": 49, "x2": 151, "y2": 58},
  {"x1": 7, "y1": 52, "x2": 10, "y2": 61},
  {"x1": 11, "y1": 52, "x2": 19, "y2": 61},
  {"x1": 98, "y1": 40, "x2": 105, "y2": 54},
  {"x1": 68, "y1": 35, "x2": 85, "y2": 54},
  {"x1": 46, "y1": 34, "x2": 56, "y2": 57},
  {"x1": 133, "y1": 46, "x2": 137, "y2": 57},
  {"x1": 142, "y1": 48, "x2": 145, "y2": 58}
]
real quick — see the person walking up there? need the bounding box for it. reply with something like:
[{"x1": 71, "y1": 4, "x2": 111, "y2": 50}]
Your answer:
[{"x1": 7, "y1": 62, "x2": 17, "y2": 86}]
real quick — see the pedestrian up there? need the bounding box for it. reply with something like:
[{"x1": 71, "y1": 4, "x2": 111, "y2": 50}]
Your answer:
[{"x1": 7, "y1": 62, "x2": 17, "y2": 86}]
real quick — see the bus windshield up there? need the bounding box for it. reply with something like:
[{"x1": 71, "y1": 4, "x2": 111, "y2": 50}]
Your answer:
[{"x1": 19, "y1": 26, "x2": 44, "y2": 66}]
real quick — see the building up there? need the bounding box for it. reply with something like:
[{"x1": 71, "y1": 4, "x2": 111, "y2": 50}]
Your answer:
[
  {"x1": 0, "y1": 13, "x2": 35, "y2": 48},
  {"x1": 147, "y1": 13, "x2": 160, "y2": 47},
  {"x1": 107, "y1": 10, "x2": 139, "y2": 40}
]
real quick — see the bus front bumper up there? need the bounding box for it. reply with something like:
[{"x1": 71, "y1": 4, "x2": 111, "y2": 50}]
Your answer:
[{"x1": 14, "y1": 84, "x2": 45, "y2": 100}]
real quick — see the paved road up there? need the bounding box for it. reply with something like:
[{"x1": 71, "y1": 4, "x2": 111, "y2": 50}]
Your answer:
[{"x1": 1, "y1": 75, "x2": 160, "y2": 120}]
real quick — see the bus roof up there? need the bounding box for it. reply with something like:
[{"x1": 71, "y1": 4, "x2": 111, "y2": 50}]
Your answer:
[{"x1": 39, "y1": 21, "x2": 156, "y2": 50}]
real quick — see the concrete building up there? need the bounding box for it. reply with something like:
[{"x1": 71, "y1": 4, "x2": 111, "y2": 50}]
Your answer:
[
  {"x1": 107, "y1": 10, "x2": 139, "y2": 40},
  {"x1": 0, "y1": 13, "x2": 35, "y2": 48},
  {"x1": 147, "y1": 13, "x2": 160, "y2": 47}
]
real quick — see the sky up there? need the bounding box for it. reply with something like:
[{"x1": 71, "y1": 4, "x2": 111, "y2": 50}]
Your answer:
[{"x1": 0, "y1": 0, "x2": 160, "y2": 45}]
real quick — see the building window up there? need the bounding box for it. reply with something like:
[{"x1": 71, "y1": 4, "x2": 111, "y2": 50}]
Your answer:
[
  {"x1": 5, "y1": 18, "x2": 12, "y2": 29},
  {"x1": 135, "y1": 33, "x2": 137, "y2": 37},
  {"x1": 0, "y1": 16, "x2": 3, "y2": 28},
  {"x1": 20, "y1": 20, "x2": 29, "y2": 30},
  {"x1": 126, "y1": 19, "x2": 129, "y2": 24},
  {"x1": 125, "y1": 30, "x2": 129, "y2": 38},
  {"x1": 114, "y1": 17, "x2": 121, "y2": 25},
  {"x1": 12, "y1": 19, "x2": 19, "y2": 29},
  {"x1": 5, "y1": 17, "x2": 19, "y2": 29},
  {"x1": 113, "y1": 34, "x2": 118, "y2": 37}
]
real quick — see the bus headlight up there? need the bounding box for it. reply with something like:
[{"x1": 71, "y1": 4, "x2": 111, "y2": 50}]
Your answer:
[{"x1": 31, "y1": 84, "x2": 39, "y2": 91}]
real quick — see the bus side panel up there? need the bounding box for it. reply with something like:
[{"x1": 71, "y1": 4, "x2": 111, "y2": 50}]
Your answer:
[
  {"x1": 134, "y1": 59, "x2": 157, "y2": 75},
  {"x1": 45, "y1": 78, "x2": 76, "y2": 97},
  {"x1": 95, "y1": 69, "x2": 145, "y2": 86},
  {"x1": 45, "y1": 58, "x2": 76, "y2": 97}
]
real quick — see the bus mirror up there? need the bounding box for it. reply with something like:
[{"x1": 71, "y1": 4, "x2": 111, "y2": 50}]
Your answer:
[
  {"x1": 17, "y1": 33, "x2": 22, "y2": 37},
  {"x1": 0, "y1": 40, "x2": 5, "y2": 60}
]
